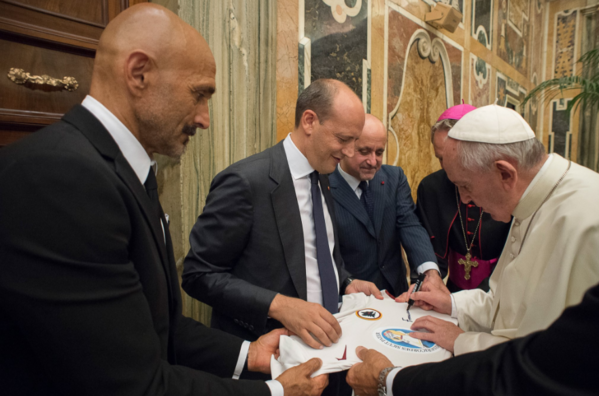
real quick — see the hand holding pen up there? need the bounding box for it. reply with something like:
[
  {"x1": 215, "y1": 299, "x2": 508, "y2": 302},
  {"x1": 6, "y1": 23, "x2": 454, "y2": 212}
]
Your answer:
[{"x1": 407, "y1": 274, "x2": 426, "y2": 312}]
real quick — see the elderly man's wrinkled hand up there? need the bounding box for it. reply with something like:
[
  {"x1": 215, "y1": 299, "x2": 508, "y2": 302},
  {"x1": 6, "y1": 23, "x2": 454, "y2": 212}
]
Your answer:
[
  {"x1": 422, "y1": 269, "x2": 450, "y2": 294},
  {"x1": 409, "y1": 316, "x2": 463, "y2": 353}
]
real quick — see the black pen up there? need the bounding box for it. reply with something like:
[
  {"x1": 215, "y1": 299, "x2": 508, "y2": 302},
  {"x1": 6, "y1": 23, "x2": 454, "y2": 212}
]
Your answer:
[{"x1": 407, "y1": 274, "x2": 425, "y2": 311}]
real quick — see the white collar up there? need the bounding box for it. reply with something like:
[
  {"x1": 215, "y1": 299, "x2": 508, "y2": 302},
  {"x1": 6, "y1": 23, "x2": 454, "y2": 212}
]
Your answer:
[
  {"x1": 337, "y1": 164, "x2": 363, "y2": 192},
  {"x1": 283, "y1": 133, "x2": 314, "y2": 179},
  {"x1": 520, "y1": 154, "x2": 554, "y2": 200},
  {"x1": 81, "y1": 95, "x2": 154, "y2": 184}
]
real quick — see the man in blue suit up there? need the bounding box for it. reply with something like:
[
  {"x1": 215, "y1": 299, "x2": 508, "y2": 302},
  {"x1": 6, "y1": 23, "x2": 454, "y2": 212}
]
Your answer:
[{"x1": 329, "y1": 115, "x2": 440, "y2": 296}]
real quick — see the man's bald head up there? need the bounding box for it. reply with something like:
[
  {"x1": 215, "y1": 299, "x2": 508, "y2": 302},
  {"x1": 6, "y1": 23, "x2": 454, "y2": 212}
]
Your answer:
[
  {"x1": 90, "y1": 4, "x2": 216, "y2": 158},
  {"x1": 291, "y1": 79, "x2": 365, "y2": 174},
  {"x1": 341, "y1": 114, "x2": 387, "y2": 181},
  {"x1": 92, "y1": 4, "x2": 212, "y2": 86}
]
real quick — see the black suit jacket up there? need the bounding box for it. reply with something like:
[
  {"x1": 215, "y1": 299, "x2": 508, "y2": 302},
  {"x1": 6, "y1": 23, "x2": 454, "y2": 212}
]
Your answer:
[
  {"x1": 329, "y1": 165, "x2": 437, "y2": 296},
  {"x1": 182, "y1": 141, "x2": 351, "y2": 341},
  {"x1": 416, "y1": 169, "x2": 511, "y2": 281},
  {"x1": 394, "y1": 281, "x2": 599, "y2": 395},
  {"x1": 0, "y1": 106, "x2": 269, "y2": 396}
]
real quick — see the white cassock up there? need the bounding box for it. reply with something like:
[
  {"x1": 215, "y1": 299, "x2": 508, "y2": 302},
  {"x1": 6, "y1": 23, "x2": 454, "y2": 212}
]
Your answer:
[{"x1": 453, "y1": 154, "x2": 599, "y2": 355}]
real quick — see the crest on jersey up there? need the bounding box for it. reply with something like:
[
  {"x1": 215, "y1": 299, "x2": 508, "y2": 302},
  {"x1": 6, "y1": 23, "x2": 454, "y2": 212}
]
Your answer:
[
  {"x1": 374, "y1": 327, "x2": 439, "y2": 353},
  {"x1": 356, "y1": 309, "x2": 382, "y2": 320}
]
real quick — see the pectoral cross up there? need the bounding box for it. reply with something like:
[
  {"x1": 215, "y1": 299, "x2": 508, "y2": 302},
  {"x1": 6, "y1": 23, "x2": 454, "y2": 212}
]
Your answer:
[{"x1": 458, "y1": 252, "x2": 478, "y2": 280}]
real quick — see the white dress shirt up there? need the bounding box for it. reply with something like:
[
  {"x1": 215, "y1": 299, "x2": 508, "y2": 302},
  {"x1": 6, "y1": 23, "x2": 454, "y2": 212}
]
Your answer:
[
  {"x1": 283, "y1": 134, "x2": 340, "y2": 305},
  {"x1": 337, "y1": 165, "x2": 440, "y2": 276},
  {"x1": 80, "y1": 96, "x2": 285, "y2": 395}
]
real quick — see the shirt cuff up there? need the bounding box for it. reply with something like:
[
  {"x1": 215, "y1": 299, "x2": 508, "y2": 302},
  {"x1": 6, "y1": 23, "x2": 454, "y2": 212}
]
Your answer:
[
  {"x1": 416, "y1": 261, "x2": 440, "y2": 275},
  {"x1": 450, "y1": 294, "x2": 458, "y2": 319},
  {"x1": 233, "y1": 340, "x2": 251, "y2": 379},
  {"x1": 266, "y1": 380, "x2": 284, "y2": 396},
  {"x1": 386, "y1": 367, "x2": 403, "y2": 396}
]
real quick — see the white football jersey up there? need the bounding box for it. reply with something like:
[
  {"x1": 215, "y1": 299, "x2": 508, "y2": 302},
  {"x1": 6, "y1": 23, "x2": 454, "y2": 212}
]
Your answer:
[{"x1": 271, "y1": 292, "x2": 457, "y2": 378}]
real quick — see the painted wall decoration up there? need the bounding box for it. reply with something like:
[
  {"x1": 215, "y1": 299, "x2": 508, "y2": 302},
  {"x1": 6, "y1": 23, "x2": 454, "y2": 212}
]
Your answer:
[
  {"x1": 496, "y1": 71, "x2": 527, "y2": 118},
  {"x1": 471, "y1": 0, "x2": 493, "y2": 49},
  {"x1": 300, "y1": 0, "x2": 371, "y2": 110},
  {"x1": 276, "y1": 0, "x2": 592, "y2": 175},
  {"x1": 497, "y1": 0, "x2": 530, "y2": 76},
  {"x1": 386, "y1": 4, "x2": 462, "y2": 198},
  {"x1": 550, "y1": 99, "x2": 572, "y2": 158},
  {"x1": 469, "y1": 53, "x2": 491, "y2": 107},
  {"x1": 554, "y1": 9, "x2": 578, "y2": 78},
  {"x1": 508, "y1": 0, "x2": 528, "y2": 34}
]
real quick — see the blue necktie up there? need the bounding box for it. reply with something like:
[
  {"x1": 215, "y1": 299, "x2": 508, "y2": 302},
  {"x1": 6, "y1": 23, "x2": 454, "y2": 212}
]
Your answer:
[
  {"x1": 359, "y1": 181, "x2": 374, "y2": 222},
  {"x1": 310, "y1": 171, "x2": 338, "y2": 314}
]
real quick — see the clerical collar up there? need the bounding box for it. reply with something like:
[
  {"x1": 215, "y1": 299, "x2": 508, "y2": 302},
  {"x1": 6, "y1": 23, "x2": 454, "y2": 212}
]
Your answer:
[
  {"x1": 337, "y1": 164, "x2": 363, "y2": 193},
  {"x1": 283, "y1": 133, "x2": 314, "y2": 180},
  {"x1": 82, "y1": 95, "x2": 154, "y2": 184},
  {"x1": 513, "y1": 154, "x2": 571, "y2": 221},
  {"x1": 520, "y1": 154, "x2": 554, "y2": 200}
]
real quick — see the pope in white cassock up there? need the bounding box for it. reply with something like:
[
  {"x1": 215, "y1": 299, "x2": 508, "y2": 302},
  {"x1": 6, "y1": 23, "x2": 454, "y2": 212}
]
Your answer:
[{"x1": 396, "y1": 104, "x2": 599, "y2": 357}]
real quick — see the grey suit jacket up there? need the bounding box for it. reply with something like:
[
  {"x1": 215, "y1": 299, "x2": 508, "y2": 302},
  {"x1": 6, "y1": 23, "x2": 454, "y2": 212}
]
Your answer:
[
  {"x1": 329, "y1": 165, "x2": 437, "y2": 296},
  {"x1": 182, "y1": 141, "x2": 351, "y2": 340}
]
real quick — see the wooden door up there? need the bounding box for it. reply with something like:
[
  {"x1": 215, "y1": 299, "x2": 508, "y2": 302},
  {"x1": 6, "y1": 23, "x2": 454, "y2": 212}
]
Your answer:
[{"x1": 0, "y1": 0, "x2": 146, "y2": 147}]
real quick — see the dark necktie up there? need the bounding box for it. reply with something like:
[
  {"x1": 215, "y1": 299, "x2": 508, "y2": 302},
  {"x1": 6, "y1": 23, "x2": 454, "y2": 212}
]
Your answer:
[
  {"x1": 359, "y1": 181, "x2": 374, "y2": 221},
  {"x1": 144, "y1": 168, "x2": 162, "y2": 221},
  {"x1": 310, "y1": 171, "x2": 338, "y2": 314}
]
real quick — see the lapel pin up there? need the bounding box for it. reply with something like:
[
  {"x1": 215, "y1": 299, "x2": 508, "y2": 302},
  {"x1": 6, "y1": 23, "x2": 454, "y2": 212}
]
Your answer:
[
  {"x1": 328, "y1": 186, "x2": 330, "y2": 190},
  {"x1": 381, "y1": 181, "x2": 385, "y2": 185}
]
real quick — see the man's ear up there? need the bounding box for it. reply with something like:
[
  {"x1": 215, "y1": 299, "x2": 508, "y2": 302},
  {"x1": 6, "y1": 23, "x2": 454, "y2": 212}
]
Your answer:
[
  {"x1": 301, "y1": 110, "x2": 319, "y2": 136},
  {"x1": 494, "y1": 160, "x2": 518, "y2": 191},
  {"x1": 125, "y1": 51, "x2": 152, "y2": 97}
]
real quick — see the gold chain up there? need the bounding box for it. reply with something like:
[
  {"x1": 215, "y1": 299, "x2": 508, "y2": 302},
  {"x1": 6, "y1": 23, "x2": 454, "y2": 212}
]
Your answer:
[{"x1": 455, "y1": 186, "x2": 484, "y2": 255}]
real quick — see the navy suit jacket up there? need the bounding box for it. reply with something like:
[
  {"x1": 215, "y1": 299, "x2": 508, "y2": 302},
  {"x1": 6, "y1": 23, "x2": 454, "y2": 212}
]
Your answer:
[{"x1": 329, "y1": 165, "x2": 437, "y2": 296}]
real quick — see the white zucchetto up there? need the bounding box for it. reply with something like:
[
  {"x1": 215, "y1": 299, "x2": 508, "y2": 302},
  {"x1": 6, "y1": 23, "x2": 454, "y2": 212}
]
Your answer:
[{"x1": 448, "y1": 104, "x2": 536, "y2": 144}]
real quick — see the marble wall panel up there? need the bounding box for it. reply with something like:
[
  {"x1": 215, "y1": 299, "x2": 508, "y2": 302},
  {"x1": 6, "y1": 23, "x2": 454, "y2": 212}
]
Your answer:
[
  {"x1": 471, "y1": 0, "x2": 493, "y2": 49},
  {"x1": 496, "y1": 72, "x2": 507, "y2": 106},
  {"x1": 276, "y1": 0, "x2": 299, "y2": 141},
  {"x1": 303, "y1": 0, "x2": 369, "y2": 101},
  {"x1": 508, "y1": 0, "x2": 528, "y2": 33},
  {"x1": 469, "y1": 53, "x2": 491, "y2": 107},
  {"x1": 497, "y1": 0, "x2": 530, "y2": 76},
  {"x1": 554, "y1": 9, "x2": 578, "y2": 78},
  {"x1": 386, "y1": 5, "x2": 462, "y2": 199},
  {"x1": 527, "y1": 0, "x2": 543, "y2": 132},
  {"x1": 529, "y1": 0, "x2": 544, "y2": 80},
  {"x1": 550, "y1": 99, "x2": 573, "y2": 158},
  {"x1": 496, "y1": 71, "x2": 528, "y2": 118}
]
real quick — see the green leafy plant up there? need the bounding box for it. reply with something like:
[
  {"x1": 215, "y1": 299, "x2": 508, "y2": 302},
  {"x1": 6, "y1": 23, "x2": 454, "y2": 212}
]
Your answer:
[{"x1": 523, "y1": 49, "x2": 599, "y2": 112}]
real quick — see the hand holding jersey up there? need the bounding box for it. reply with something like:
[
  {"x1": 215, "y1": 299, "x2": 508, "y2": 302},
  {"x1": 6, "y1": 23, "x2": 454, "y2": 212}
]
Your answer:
[
  {"x1": 248, "y1": 328, "x2": 292, "y2": 373},
  {"x1": 271, "y1": 292, "x2": 456, "y2": 378},
  {"x1": 346, "y1": 347, "x2": 394, "y2": 396},
  {"x1": 268, "y1": 281, "x2": 382, "y2": 350},
  {"x1": 276, "y1": 358, "x2": 329, "y2": 396},
  {"x1": 345, "y1": 279, "x2": 385, "y2": 299},
  {"x1": 269, "y1": 294, "x2": 342, "y2": 349}
]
